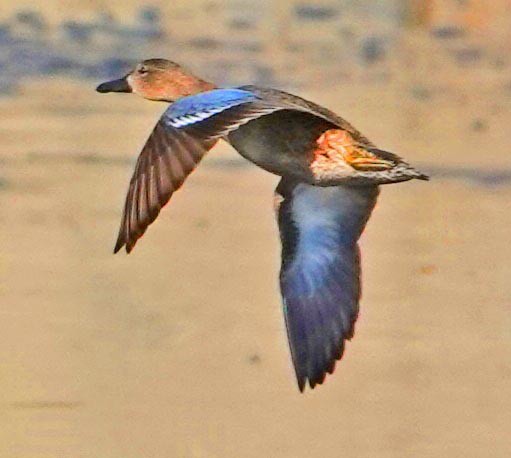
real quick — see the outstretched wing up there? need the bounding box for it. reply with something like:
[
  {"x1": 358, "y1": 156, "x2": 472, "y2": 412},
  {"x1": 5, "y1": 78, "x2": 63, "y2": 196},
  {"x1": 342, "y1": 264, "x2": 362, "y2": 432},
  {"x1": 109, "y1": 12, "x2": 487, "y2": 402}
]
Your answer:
[
  {"x1": 115, "y1": 89, "x2": 287, "y2": 253},
  {"x1": 114, "y1": 122, "x2": 217, "y2": 253},
  {"x1": 275, "y1": 179, "x2": 379, "y2": 391}
]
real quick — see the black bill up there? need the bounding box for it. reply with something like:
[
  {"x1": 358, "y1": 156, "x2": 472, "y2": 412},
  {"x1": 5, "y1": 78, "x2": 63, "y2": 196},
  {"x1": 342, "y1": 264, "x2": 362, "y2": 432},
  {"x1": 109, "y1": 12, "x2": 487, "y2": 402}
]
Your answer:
[{"x1": 96, "y1": 76, "x2": 132, "y2": 93}]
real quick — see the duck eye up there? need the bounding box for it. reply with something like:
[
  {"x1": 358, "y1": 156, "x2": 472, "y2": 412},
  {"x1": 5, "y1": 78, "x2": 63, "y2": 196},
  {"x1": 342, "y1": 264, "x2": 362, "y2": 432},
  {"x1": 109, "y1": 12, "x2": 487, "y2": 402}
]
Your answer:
[{"x1": 138, "y1": 67, "x2": 148, "y2": 75}]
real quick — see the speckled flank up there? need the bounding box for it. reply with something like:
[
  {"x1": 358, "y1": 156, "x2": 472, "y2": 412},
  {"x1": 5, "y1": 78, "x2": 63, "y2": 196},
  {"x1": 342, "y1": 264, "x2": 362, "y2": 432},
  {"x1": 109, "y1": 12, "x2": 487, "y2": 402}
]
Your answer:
[
  {"x1": 309, "y1": 129, "x2": 390, "y2": 181},
  {"x1": 309, "y1": 129, "x2": 427, "y2": 184}
]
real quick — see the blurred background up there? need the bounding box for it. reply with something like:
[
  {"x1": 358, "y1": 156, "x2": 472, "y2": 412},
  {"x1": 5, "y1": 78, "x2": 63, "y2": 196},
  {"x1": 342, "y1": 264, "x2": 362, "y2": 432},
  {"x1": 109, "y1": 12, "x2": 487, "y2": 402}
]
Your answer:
[{"x1": 1, "y1": 0, "x2": 510, "y2": 457}]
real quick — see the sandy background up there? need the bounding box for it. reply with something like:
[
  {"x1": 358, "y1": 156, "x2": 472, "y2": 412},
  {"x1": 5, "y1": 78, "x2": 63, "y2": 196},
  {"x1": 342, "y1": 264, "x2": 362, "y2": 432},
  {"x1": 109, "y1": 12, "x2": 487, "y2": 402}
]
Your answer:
[{"x1": 1, "y1": 1, "x2": 510, "y2": 457}]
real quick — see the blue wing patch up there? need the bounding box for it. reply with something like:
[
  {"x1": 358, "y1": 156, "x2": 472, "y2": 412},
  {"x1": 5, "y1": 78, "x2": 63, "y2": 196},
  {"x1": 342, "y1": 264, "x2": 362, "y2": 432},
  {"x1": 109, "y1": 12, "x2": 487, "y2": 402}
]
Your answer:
[{"x1": 163, "y1": 89, "x2": 259, "y2": 129}]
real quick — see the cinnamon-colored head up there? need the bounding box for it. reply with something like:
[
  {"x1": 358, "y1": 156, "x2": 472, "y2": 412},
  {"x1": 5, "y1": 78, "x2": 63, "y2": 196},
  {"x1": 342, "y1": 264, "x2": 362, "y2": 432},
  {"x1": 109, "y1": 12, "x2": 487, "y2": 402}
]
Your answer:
[{"x1": 96, "y1": 59, "x2": 215, "y2": 102}]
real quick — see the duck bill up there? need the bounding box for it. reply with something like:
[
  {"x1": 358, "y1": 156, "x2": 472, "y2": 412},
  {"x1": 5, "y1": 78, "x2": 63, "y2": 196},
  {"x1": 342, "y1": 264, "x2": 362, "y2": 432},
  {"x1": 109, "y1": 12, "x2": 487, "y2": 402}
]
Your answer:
[{"x1": 96, "y1": 76, "x2": 132, "y2": 93}]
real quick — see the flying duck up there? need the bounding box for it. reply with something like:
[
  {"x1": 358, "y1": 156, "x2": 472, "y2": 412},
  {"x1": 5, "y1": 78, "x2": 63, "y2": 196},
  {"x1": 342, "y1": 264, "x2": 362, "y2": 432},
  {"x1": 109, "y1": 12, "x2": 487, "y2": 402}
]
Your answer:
[{"x1": 96, "y1": 59, "x2": 428, "y2": 391}]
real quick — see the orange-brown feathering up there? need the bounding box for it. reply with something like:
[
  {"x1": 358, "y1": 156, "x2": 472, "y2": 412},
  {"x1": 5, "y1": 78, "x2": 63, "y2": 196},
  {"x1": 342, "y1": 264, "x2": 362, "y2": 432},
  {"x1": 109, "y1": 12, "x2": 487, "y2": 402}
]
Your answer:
[
  {"x1": 128, "y1": 63, "x2": 215, "y2": 101},
  {"x1": 310, "y1": 129, "x2": 395, "y2": 179}
]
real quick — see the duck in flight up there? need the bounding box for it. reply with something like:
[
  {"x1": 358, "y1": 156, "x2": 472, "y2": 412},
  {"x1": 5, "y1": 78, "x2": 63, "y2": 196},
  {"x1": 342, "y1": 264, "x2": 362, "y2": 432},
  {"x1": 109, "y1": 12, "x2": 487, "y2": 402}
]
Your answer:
[{"x1": 96, "y1": 59, "x2": 428, "y2": 391}]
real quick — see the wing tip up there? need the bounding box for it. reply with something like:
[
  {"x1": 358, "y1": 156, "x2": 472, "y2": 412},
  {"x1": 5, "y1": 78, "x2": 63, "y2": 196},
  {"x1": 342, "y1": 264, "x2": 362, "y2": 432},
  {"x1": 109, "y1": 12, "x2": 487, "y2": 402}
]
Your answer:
[
  {"x1": 295, "y1": 339, "x2": 346, "y2": 393},
  {"x1": 297, "y1": 372, "x2": 327, "y2": 392},
  {"x1": 297, "y1": 377, "x2": 306, "y2": 393},
  {"x1": 113, "y1": 235, "x2": 136, "y2": 254},
  {"x1": 113, "y1": 232, "x2": 126, "y2": 254}
]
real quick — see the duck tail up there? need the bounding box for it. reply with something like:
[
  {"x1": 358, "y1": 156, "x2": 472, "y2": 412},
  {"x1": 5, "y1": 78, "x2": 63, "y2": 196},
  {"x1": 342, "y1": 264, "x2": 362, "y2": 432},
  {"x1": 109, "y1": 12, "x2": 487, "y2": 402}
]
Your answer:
[
  {"x1": 409, "y1": 168, "x2": 429, "y2": 181},
  {"x1": 365, "y1": 147, "x2": 429, "y2": 182},
  {"x1": 396, "y1": 164, "x2": 430, "y2": 182}
]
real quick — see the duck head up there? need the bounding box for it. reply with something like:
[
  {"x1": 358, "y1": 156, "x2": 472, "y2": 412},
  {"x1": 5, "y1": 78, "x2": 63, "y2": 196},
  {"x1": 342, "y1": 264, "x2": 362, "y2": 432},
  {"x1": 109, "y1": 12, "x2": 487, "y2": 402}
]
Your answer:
[{"x1": 96, "y1": 59, "x2": 215, "y2": 102}]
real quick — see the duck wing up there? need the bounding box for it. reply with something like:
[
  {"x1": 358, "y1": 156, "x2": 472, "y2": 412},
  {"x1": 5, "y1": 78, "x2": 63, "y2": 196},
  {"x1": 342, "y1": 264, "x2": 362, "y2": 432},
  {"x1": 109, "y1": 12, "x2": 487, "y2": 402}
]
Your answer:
[
  {"x1": 114, "y1": 122, "x2": 217, "y2": 253},
  {"x1": 275, "y1": 178, "x2": 379, "y2": 391},
  {"x1": 114, "y1": 88, "x2": 287, "y2": 253}
]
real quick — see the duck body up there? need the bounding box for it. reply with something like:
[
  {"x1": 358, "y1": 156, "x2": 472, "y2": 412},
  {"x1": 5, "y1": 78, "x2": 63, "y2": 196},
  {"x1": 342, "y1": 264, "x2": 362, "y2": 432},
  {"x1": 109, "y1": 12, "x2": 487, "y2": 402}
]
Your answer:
[
  {"x1": 96, "y1": 59, "x2": 428, "y2": 391},
  {"x1": 158, "y1": 84, "x2": 427, "y2": 186},
  {"x1": 229, "y1": 86, "x2": 369, "y2": 185}
]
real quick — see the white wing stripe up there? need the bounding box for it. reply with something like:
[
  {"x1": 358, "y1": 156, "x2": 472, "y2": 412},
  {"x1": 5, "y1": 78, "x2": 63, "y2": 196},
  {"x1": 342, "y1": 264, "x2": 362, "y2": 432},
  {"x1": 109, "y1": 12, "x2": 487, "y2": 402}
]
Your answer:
[{"x1": 166, "y1": 102, "x2": 247, "y2": 128}]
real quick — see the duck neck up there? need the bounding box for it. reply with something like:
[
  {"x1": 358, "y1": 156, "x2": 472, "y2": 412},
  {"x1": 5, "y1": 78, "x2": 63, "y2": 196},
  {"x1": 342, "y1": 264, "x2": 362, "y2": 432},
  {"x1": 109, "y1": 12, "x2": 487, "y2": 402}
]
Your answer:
[{"x1": 167, "y1": 74, "x2": 216, "y2": 101}]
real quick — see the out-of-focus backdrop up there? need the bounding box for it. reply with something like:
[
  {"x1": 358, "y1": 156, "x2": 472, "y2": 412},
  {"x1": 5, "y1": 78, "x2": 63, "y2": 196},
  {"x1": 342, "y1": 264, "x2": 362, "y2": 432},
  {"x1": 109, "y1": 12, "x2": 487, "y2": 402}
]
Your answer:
[{"x1": 1, "y1": 1, "x2": 510, "y2": 457}]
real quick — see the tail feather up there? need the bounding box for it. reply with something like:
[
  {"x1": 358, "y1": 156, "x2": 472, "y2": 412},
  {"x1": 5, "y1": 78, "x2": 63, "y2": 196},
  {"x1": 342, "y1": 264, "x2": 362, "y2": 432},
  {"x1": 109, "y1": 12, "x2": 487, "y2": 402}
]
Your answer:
[
  {"x1": 365, "y1": 147, "x2": 429, "y2": 182},
  {"x1": 407, "y1": 167, "x2": 429, "y2": 181}
]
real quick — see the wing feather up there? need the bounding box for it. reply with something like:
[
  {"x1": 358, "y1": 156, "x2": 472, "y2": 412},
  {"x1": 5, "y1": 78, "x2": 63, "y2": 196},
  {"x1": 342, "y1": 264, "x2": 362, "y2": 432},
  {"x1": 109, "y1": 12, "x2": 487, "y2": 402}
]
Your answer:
[
  {"x1": 114, "y1": 89, "x2": 289, "y2": 253},
  {"x1": 276, "y1": 179, "x2": 379, "y2": 391},
  {"x1": 114, "y1": 121, "x2": 216, "y2": 253}
]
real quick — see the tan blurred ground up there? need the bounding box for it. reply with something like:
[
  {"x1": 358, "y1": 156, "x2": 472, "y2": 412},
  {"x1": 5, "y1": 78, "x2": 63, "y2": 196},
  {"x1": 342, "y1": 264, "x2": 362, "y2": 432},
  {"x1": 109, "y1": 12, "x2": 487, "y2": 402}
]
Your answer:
[{"x1": 1, "y1": 1, "x2": 511, "y2": 457}]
